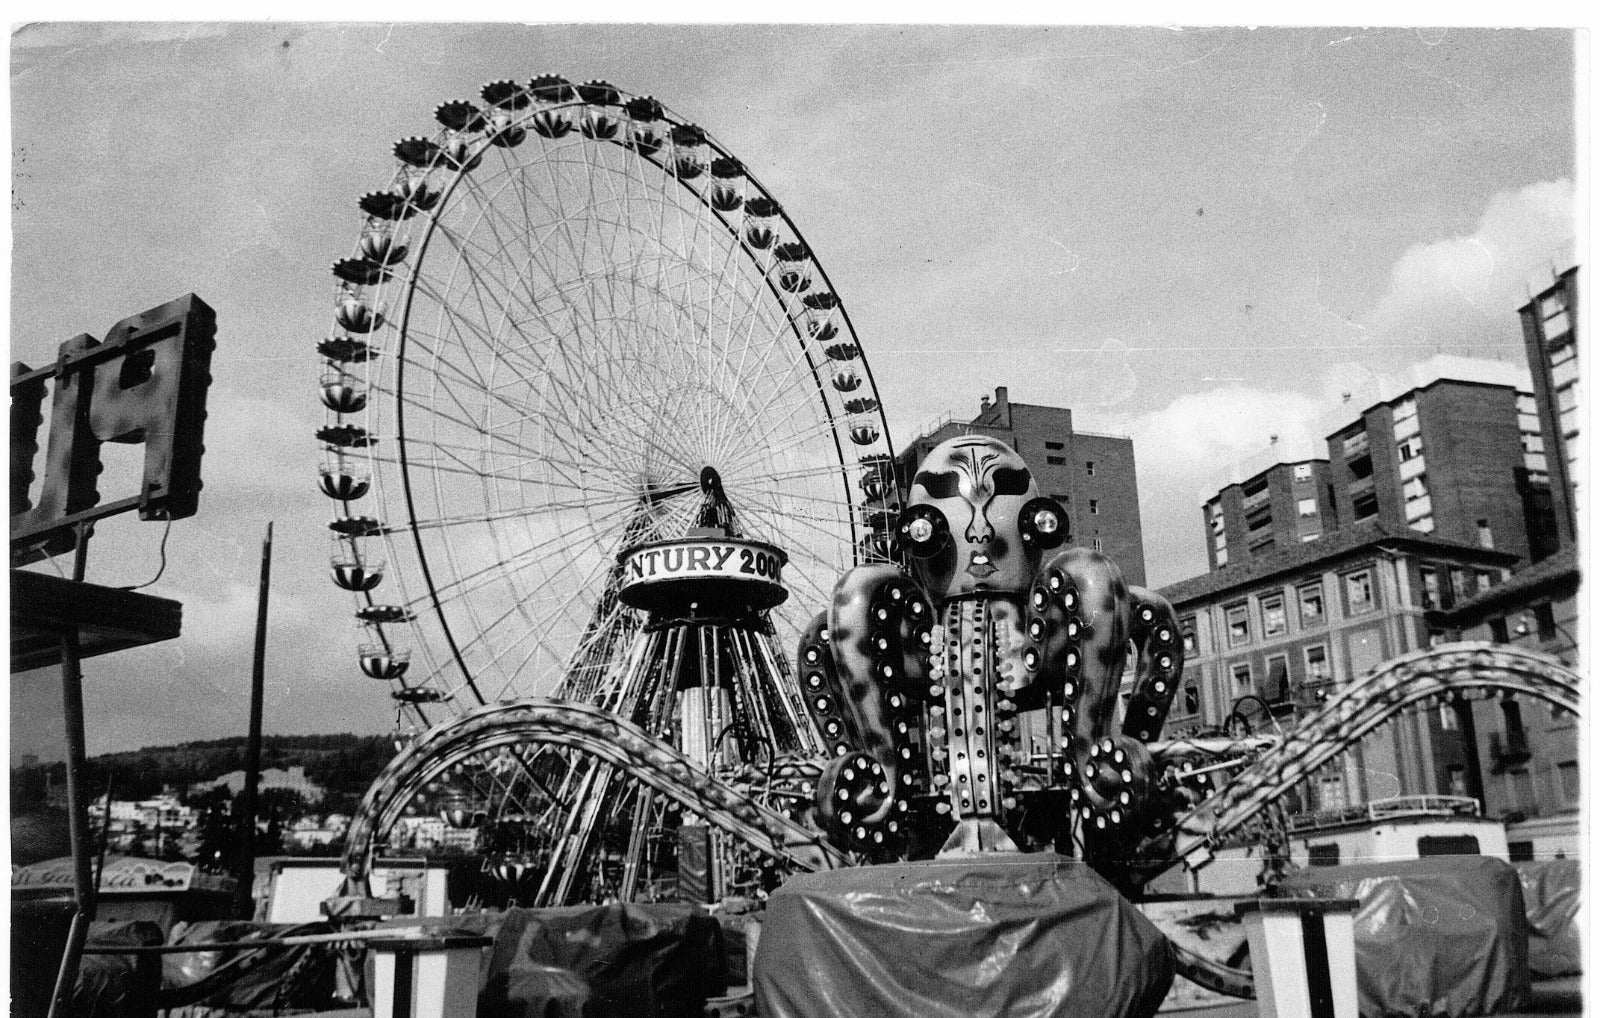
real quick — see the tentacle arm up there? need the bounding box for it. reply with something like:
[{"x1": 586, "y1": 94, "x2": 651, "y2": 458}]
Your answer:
[
  {"x1": 1120, "y1": 587, "x2": 1185, "y2": 742},
  {"x1": 1021, "y1": 547, "x2": 1155, "y2": 833},
  {"x1": 795, "y1": 563, "x2": 934, "y2": 854}
]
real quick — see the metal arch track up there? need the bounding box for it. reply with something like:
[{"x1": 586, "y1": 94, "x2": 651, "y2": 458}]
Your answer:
[
  {"x1": 342, "y1": 699, "x2": 845, "y2": 888},
  {"x1": 1152, "y1": 641, "x2": 1581, "y2": 999},
  {"x1": 1156, "y1": 641, "x2": 1581, "y2": 873}
]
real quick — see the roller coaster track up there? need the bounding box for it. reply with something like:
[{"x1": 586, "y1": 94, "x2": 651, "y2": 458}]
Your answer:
[
  {"x1": 1148, "y1": 642, "x2": 1581, "y2": 874},
  {"x1": 342, "y1": 700, "x2": 845, "y2": 887},
  {"x1": 1148, "y1": 641, "x2": 1581, "y2": 1000}
]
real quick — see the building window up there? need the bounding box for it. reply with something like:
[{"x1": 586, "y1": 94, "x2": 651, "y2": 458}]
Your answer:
[
  {"x1": 1558, "y1": 761, "x2": 1579, "y2": 802},
  {"x1": 1477, "y1": 519, "x2": 1494, "y2": 550},
  {"x1": 1501, "y1": 700, "x2": 1525, "y2": 740},
  {"x1": 1085, "y1": 460, "x2": 1096, "y2": 476},
  {"x1": 1418, "y1": 835, "x2": 1480, "y2": 857},
  {"x1": 1352, "y1": 491, "x2": 1380, "y2": 521},
  {"x1": 1398, "y1": 436, "x2": 1424, "y2": 462},
  {"x1": 1297, "y1": 497, "x2": 1318, "y2": 517},
  {"x1": 1262, "y1": 595, "x2": 1286, "y2": 637},
  {"x1": 1488, "y1": 617, "x2": 1509, "y2": 643},
  {"x1": 1305, "y1": 644, "x2": 1330, "y2": 684},
  {"x1": 1180, "y1": 617, "x2": 1197, "y2": 654},
  {"x1": 1419, "y1": 567, "x2": 1442, "y2": 610},
  {"x1": 1046, "y1": 455, "x2": 1066, "y2": 465},
  {"x1": 1298, "y1": 582, "x2": 1324, "y2": 624},
  {"x1": 1509, "y1": 841, "x2": 1536, "y2": 862},
  {"x1": 1476, "y1": 570, "x2": 1494, "y2": 593},
  {"x1": 1216, "y1": 547, "x2": 1229, "y2": 566},
  {"x1": 1232, "y1": 661, "x2": 1252, "y2": 692},
  {"x1": 1045, "y1": 441, "x2": 1064, "y2": 451},
  {"x1": 1092, "y1": 536, "x2": 1103, "y2": 552},
  {"x1": 1183, "y1": 684, "x2": 1200, "y2": 717},
  {"x1": 1345, "y1": 570, "x2": 1374, "y2": 613},
  {"x1": 1293, "y1": 463, "x2": 1313, "y2": 482},
  {"x1": 1510, "y1": 769, "x2": 1536, "y2": 813},
  {"x1": 1265, "y1": 654, "x2": 1290, "y2": 701},
  {"x1": 1309, "y1": 843, "x2": 1341, "y2": 867},
  {"x1": 1226, "y1": 604, "x2": 1250, "y2": 646},
  {"x1": 1088, "y1": 499, "x2": 1099, "y2": 515}
]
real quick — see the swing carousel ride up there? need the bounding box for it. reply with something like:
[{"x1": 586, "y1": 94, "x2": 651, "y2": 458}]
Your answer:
[{"x1": 315, "y1": 73, "x2": 1582, "y2": 992}]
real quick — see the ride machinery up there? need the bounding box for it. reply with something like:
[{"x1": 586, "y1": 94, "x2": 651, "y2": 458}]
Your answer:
[{"x1": 317, "y1": 74, "x2": 1583, "y2": 992}]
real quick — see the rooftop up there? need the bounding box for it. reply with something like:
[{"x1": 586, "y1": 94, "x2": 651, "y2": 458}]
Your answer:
[
  {"x1": 1157, "y1": 521, "x2": 1519, "y2": 607},
  {"x1": 1199, "y1": 354, "x2": 1533, "y2": 501},
  {"x1": 1434, "y1": 546, "x2": 1580, "y2": 623}
]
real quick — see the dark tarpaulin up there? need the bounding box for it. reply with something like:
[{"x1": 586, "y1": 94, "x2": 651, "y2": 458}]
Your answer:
[
  {"x1": 1516, "y1": 858, "x2": 1582, "y2": 977},
  {"x1": 1277, "y1": 856, "x2": 1530, "y2": 1018},
  {"x1": 72, "y1": 921, "x2": 166, "y2": 1018},
  {"x1": 481, "y1": 903, "x2": 727, "y2": 1018},
  {"x1": 753, "y1": 853, "x2": 1173, "y2": 1018},
  {"x1": 160, "y1": 920, "x2": 340, "y2": 1014}
]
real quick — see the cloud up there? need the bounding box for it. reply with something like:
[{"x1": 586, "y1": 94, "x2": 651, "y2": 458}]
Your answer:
[
  {"x1": 1116, "y1": 384, "x2": 1327, "y2": 587},
  {"x1": 1363, "y1": 179, "x2": 1574, "y2": 348}
]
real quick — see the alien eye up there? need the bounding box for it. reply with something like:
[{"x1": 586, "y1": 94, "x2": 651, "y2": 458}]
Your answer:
[
  {"x1": 992, "y1": 467, "x2": 1031, "y2": 496},
  {"x1": 914, "y1": 470, "x2": 960, "y2": 498}
]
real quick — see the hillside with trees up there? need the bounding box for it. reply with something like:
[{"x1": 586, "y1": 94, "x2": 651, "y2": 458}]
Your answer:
[{"x1": 11, "y1": 733, "x2": 397, "y2": 813}]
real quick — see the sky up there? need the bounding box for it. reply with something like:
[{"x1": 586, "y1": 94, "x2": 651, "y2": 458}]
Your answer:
[{"x1": 7, "y1": 24, "x2": 1579, "y2": 759}]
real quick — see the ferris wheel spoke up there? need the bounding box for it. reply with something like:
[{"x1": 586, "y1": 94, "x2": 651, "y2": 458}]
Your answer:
[
  {"x1": 421, "y1": 221, "x2": 538, "y2": 371},
  {"x1": 421, "y1": 223, "x2": 574, "y2": 378},
  {"x1": 454, "y1": 163, "x2": 639, "y2": 400},
  {"x1": 721, "y1": 412, "x2": 841, "y2": 480},
  {"x1": 404, "y1": 489, "x2": 651, "y2": 532},
  {"x1": 385, "y1": 386, "x2": 587, "y2": 478},
  {"x1": 406, "y1": 512, "x2": 620, "y2": 613}
]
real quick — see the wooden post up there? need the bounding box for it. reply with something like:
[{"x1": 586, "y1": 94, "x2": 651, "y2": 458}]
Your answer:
[{"x1": 237, "y1": 522, "x2": 273, "y2": 917}]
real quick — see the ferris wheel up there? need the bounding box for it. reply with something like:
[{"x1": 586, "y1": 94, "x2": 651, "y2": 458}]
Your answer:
[{"x1": 316, "y1": 76, "x2": 897, "y2": 731}]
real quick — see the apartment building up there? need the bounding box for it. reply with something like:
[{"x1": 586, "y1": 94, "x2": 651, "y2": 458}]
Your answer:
[{"x1": 1159, "y1": 523, "x2": 1517, "y2": 811}]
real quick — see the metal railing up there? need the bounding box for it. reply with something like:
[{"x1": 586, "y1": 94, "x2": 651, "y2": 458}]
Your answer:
[{"x1": 1286, "y1": 794, "x2": 1481, "y2": 833}]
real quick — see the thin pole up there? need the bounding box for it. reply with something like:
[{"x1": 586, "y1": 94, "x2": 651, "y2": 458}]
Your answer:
[
  {"x1": 47, "y1": 628, "x2": 94, "y2": 1018},
  {"x1": 237, "y1": 521, "x2": 273, "y2": 918},
  {"x1": 47, "y1": 521, "x2": 97, "y2": 1018},
  {"x1": 95, "y1": 770, "x2": 114, "y2": 891}
]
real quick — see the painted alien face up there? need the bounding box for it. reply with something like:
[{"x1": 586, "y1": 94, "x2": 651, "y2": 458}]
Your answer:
[{"x1": 902, "y1": 436, "x2": 1050, "y2": 599}]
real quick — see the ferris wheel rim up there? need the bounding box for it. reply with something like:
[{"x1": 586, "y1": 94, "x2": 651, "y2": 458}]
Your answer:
[{"x1": 323, "y1": 76, "x2": 898, "y2": 720}]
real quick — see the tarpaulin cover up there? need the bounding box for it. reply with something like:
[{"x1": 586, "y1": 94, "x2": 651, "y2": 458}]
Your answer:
[
  {"x1": 1516, "y1": 859, "x2": 1582, "y2": 977},
  {"x1": 72, "y1": 921, "x2": 166, "y2": 1018},
  {"x1": 1277, "y1": 856, "x2": 1530, "y2": 1018},
  {"x1": 482, "y1": 903, "x2": 727, "y2": 1018},
  {"x1": 160, "y1": 919, "x2": 340, "y2": 1013},
  {"x1": 10, "y1": 898, "x2": 77, "y2": 1017},
  {"x1": 753, "y1": 853, "x2": 1174, "y2": 1018}
]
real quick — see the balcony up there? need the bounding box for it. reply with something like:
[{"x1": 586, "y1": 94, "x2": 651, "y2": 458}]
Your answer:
[
  {"x1": 1488, "y1": 729, "x2": 1532, "y2": 772},
  {"x1": 1287, "y1": 795, "x2": 1480, "y2": 834},
  {"x1": 1342, "y1": 431, "x2": 1371, "y2": 458}
]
